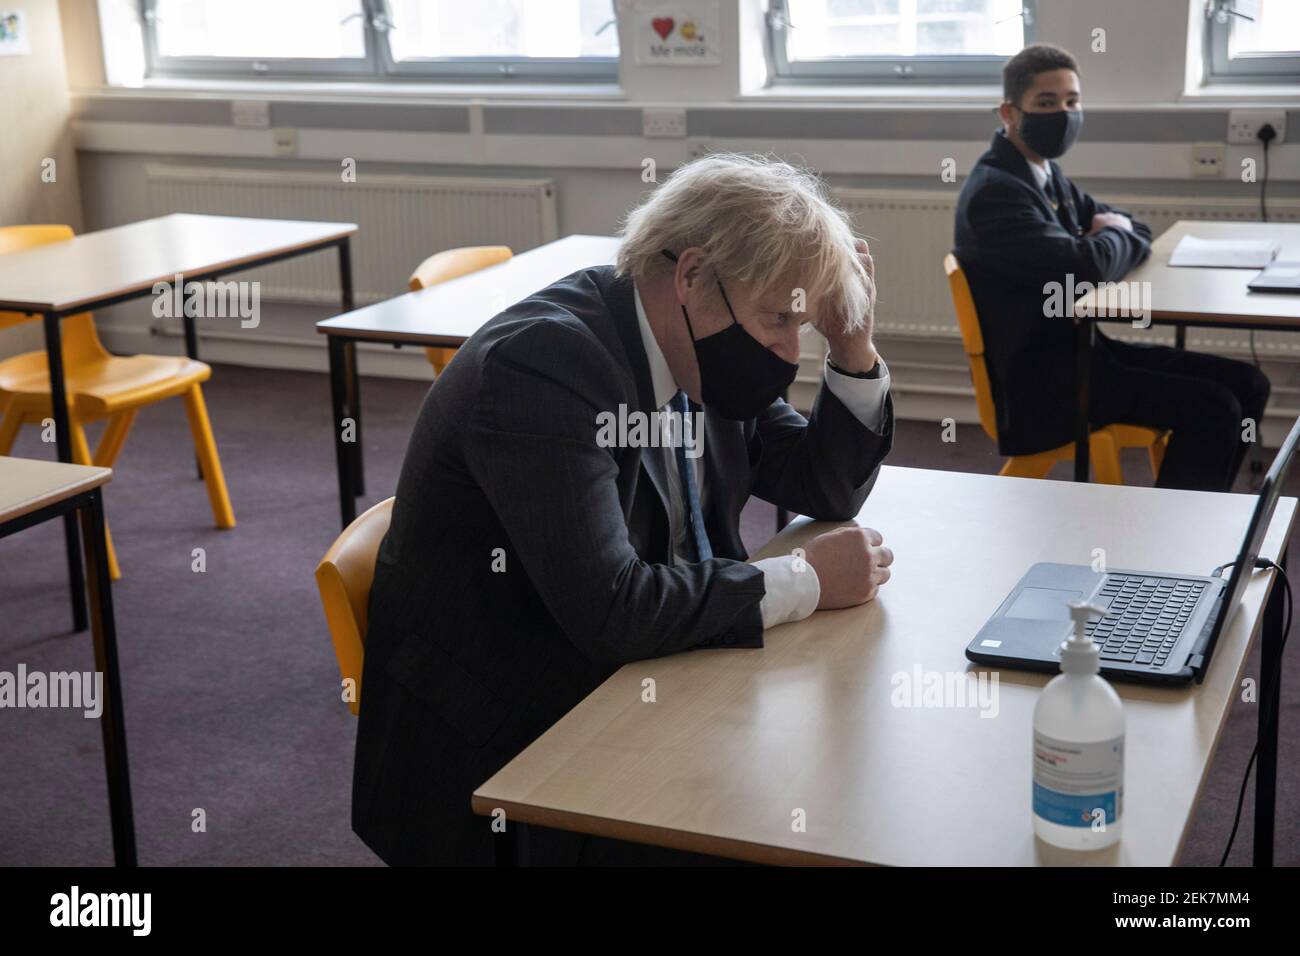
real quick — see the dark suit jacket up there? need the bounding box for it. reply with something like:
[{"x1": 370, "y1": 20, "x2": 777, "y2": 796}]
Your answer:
[
  {"x1": 953, "y1": 130, "x2": 1153, "y2": 455},
  {"x1": 352, "y1": 265, "x2": 893, "y2": 865}
]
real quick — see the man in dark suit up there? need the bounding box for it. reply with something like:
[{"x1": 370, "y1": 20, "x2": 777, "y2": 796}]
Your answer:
[
  {"x1": 954, "y1": 43, "x2": 1269, "y2": 491},
  {"x1": 353, "y1": 154, "x2": 896, "y2": 865}
]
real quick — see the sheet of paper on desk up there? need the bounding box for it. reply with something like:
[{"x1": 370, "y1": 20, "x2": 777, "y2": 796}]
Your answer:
[{"x1": 1168, "y1": 235, "x2": 1282, "y2": 268}]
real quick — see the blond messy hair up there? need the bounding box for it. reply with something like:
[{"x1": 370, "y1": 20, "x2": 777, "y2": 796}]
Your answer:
[{"x1": 616, "y1": 153, "x2": 870, "y2": 331}]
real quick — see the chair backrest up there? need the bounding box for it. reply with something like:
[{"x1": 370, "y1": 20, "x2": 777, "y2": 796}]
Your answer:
[
  {"x1": 0, "y1": 225, "x2": 105, "y2": 362},
  {"x1": 409, "y1": 245, "x2": 513, "y2": 291},
  {"x1": 314, "y1": 496, "x2": 395, "y2": 716},
  {"x1": 943, "y1": 253, "x2": 1000, "y2": 444},
  {"x1": 0, "y1": 226, "x2": 74, "y2": 332}
]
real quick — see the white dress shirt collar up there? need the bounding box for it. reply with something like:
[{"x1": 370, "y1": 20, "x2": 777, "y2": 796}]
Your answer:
[
  {"x1": 632, "y1": 282, "x2": 681, "y2": 410},
  {"x1": 1028, "y1": 158, "x2": 1051, "y2": 190}
]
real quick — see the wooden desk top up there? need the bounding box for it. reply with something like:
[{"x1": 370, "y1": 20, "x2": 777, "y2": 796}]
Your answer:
[
  {"x1": 472, "y1": 466, "x2": 1296, "y2": 866},
  {"x1": 317, "y1": 235, "x2": 621, "y2": 346},
  {"x1": 0, "y1": 456, "x2": 112, "y2": 525},
  {"x1": 0, "y1": 213, "x2": 357, "y2": 314},
  {"x1": 1079, "y1": 220, "x2": 1300, "y2": 327}
]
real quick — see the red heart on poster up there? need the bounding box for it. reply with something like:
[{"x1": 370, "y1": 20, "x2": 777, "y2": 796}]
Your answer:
[{"x1": 651, "y1": 17, "x2": 675, "y2": 40}]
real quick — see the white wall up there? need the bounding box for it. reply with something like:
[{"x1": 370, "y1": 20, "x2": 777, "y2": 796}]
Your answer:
[{"x1": 0, "y1": 0, "x2": 85, "y2": 359}]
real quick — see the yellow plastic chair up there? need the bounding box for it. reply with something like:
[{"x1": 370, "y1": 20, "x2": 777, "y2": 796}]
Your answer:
[
  {"x1": 944, "y1": 254, "x2": 1168, "y2": 484},
  {"x1": 0, "y1": 225, "x2": 236, "y2": 579},
  {"x1": 408, "y1": 246, "x2": 513, "y2": 376},
  {"x1": 314, "y1": 496, "x2": 394, "y2": 716}
]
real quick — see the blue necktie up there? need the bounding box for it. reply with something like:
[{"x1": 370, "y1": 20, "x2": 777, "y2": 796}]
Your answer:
[{"x1": 671, "y1": 391, "x2": 712, "y2": 562}]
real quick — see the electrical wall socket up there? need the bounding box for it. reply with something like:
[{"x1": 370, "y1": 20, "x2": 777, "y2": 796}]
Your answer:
[
  {"x1": 1190, "y1": 142, "x2": 1225, "y2": 177},
  {"x1": 231, "y1": 100, "x2": 270, "y2": 129},
  {"x1": 1227, "y1": 109, "x2": 1286, "y2": 145},
  {"x1": 271, "y1": 127, "x2": 298, "y2": 157},
  {"x1": 643, "y1": 108, "x2": 687, "y2": 138}
]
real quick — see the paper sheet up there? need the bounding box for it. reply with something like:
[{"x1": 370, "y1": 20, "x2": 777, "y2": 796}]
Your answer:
[{"x1": 1168, "y1": 235, "x2": 1281, "y2": 268}]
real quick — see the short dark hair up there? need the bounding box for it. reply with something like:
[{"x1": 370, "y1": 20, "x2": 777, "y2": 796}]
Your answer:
[{"x1": 1002, "y1": 44, "x2": 1079, "y2": 107}]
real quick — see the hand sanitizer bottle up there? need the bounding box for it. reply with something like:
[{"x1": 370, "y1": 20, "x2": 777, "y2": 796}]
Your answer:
[{"x1": 1032, "y1": 598, "x2": 1125, "y2": 850}]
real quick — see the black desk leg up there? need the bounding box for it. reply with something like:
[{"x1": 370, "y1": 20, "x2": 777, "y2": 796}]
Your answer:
[
  {"x1": 43, "y1": 311, "x2": 88, "y2": 633},
  {"x1": 329, "y1": 336, "x2": 357, "y2": 528},
  {"x1": 1073, "y1": 318, "x2": 1092, "y2": 482},
  {"x1": 80, "y1": 489, "x2": 137, "y2": 867},
  {"x1": 1253, "y1": 553, "x2": 1286, "y2": 866},
  {"x1": 494, "y1": 821, "x2": 530, "y2": 866},
  {"x1": 183, "y1": 312, "x2": 199, "y2": 361},
  {"x1": 1175, "y1": 325, "x2": 1186, "y2": 350},
  {"x1": 338, "y1": 239, "x2": 364, "y2": 497}
]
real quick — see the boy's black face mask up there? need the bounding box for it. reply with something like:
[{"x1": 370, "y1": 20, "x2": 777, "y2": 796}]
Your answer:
[
  {"x1": 1016, "y1": 107, "x2": 1083, "y2": 160},
  {"x1": 661, "y1": 249, "x2": 798, "y2": 421}
]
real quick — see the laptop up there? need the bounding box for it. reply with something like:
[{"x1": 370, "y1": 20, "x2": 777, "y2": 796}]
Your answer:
[
  {"x1": 1248, "y1": 261, "x2": 1300, "y2": 294},
  {"x1": 967, "y1": 416, "x2": 1300, "y2": 685}
]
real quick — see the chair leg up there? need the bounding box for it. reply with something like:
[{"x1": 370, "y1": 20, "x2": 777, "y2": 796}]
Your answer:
[
  {"x1": 71, "y1": 420, "x2": 122, "y2": 580},
  {"x1": 1148, "y1": 433, "x2": 1168, "y2": 479},
  {"x1": 182, "y1": 385, "x2": 235, "y2": 529},
  {"x1": 1091, "y1": 434, "x2": 1125, "y2": 485},
  {"x1": 0, "y1": 404, "x2": 23, "y2": 456},
  {"x1": 94, "y1": 410, "x2": 137, "y2": 468},
  {"x1": 425, "y1": 347, "x2": 453, "y2": 377}
]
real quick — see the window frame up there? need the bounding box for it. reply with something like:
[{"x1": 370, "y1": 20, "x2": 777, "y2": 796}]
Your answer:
[
  {"x1": 1203, "y1": 0, "x2": 1300, "y2": 85},
  {"x1": 139, "y1": 0, "x2": 621, "y2": 84},
  {"x1": 764, "y1": 0, "x2": 1038, "y2": 86}
]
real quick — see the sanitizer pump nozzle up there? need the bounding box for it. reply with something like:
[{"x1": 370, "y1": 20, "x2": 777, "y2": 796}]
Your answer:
[{"x1": 1061, "y1": 599, "x2": 1109, "y2": 675}]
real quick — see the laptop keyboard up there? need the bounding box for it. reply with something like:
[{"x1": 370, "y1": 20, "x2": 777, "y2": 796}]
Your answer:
[{"x1": 1088, "y1": 574, "x2": 1207, "y2": 668}]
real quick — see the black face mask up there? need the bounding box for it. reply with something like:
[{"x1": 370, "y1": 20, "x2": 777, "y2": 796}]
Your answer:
[
  {"x1": 662, "y1": 249, "x2": 799, "y2": 421},
  {"x1": 1016, "y1": 107, "x2": 1083, "y2": 160}
]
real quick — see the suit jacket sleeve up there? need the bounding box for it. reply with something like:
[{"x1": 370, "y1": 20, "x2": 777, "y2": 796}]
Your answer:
[
  {"x1": 969, "y1": 178, "x2": 1151, "y2": 286},
  {"x1": 748, "y1": 382, "x2": 893, "y2": 521},
  {"x1": 462, "y1": 319, "x2": 765, "y2": 666},
  {"x1": 1075, "y1": 183, "x2": 1154, "y2": 245}
]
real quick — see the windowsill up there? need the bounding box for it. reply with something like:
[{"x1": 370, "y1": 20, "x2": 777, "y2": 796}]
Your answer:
[
  {"x1": 740, "y1": 82, "x2": 1002, "y2": 105},
  {"x1": 75, "y1": 77, "x2": 1300, "y2": 112},
  {"x1": 99, "y1": 76, "x2": 630, "y2": 104},
  {"x1": 82, "y1": 78, "x2": 1009, "y2": 110},
  {"x1": 1179, "y1": 82, "x2": 1300, "y2": 102}
]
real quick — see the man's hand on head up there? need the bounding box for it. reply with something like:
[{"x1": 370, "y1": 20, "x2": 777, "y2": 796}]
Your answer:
[{"x1": 818, "y1": 238, "x2": 880, "y2": 374}]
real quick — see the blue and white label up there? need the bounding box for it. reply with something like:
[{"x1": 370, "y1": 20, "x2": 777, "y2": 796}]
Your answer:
[{"x1": 1032, "y1": 732, "x2": 1123, "y2": 829}]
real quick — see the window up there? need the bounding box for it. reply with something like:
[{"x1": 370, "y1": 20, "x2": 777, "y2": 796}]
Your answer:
[
  {"x1": 766, "y1": 0, "x2": 1035, "y2": 84},
  {"x1": 142, "y1": 0, "x2": 374, "y2": 76},
  {"x1": 140, "y1": 0, "x2": 619, "y2": 82},
  {"x1": 1204, "y1": 0, "x2": 1300, "y2": 84},
  {"x1": 383, "y1": 0, "x2": 618, "y2": 80}
]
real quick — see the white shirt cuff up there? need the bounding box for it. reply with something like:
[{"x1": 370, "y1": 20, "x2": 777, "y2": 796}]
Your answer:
[
  {"x1": 755, "y1": 554, "x2": 821, "y2": 629},
  {"x1": 823, "y1": 357, "x2": 891, "y2": 434}
]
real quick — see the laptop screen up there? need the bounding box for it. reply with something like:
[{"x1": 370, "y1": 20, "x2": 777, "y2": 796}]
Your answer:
[{"x1": 1205, "y1": 415, "x2": 1300, "y2": 648}]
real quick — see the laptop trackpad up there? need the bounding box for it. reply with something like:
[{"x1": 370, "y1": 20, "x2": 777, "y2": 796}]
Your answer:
[{"x1": 1006, "y1": 587, "x2": 1082, "y2": 621}]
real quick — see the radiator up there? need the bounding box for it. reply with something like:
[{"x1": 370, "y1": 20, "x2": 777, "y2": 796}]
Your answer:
[{"x1": 145, "y1": 165, "x2": 560, "y2": 306}]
